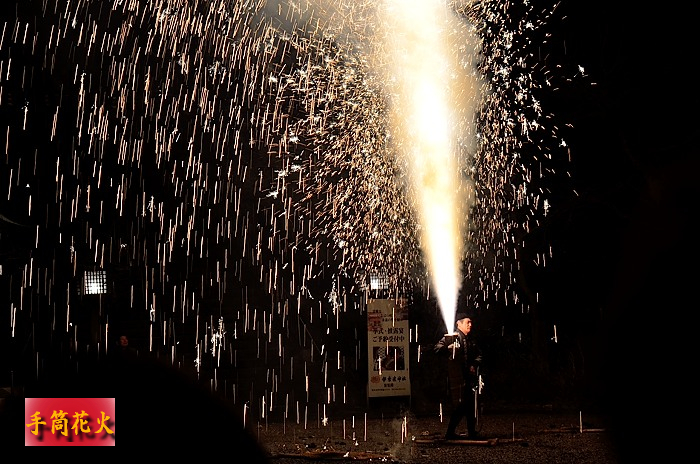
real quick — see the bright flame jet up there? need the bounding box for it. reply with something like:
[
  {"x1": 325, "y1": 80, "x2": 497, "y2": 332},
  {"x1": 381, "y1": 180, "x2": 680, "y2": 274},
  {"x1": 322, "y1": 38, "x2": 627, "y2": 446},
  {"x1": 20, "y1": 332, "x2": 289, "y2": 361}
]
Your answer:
[{"x1": 377, "y1": 0, "x2": 481, "y2": 332}]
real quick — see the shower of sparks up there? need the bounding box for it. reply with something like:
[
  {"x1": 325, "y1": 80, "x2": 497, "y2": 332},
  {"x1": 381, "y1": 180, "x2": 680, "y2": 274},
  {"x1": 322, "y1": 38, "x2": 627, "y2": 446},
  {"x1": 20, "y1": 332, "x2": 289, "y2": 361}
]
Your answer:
[{"x1": 1, "y1": 0, "x2": 581, "y2": 426}]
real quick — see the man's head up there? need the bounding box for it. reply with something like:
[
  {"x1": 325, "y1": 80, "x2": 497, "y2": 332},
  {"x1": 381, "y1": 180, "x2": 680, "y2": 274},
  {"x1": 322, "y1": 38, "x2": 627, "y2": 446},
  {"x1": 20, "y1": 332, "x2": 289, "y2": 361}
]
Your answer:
[
  {"x1": 119, "y1": 335, "x2": 129, "y2": 347},
  {"x1": 455, "y1": 312, "x2": 473, "y2": 335}
]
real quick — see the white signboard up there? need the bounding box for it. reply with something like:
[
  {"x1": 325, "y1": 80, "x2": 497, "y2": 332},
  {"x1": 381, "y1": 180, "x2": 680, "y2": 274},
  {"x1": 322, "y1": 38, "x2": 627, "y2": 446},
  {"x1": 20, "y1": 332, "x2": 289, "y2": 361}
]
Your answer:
[{"x1": 367, "y1": 298, "x2": 410, "y2": 397}]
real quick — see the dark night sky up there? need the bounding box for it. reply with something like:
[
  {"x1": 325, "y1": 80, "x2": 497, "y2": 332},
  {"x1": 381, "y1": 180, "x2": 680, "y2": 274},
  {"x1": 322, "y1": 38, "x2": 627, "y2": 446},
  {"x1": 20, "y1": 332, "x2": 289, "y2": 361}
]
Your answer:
[{"x1": 545, "y1": 2, "x2": 697, "y2": 456}]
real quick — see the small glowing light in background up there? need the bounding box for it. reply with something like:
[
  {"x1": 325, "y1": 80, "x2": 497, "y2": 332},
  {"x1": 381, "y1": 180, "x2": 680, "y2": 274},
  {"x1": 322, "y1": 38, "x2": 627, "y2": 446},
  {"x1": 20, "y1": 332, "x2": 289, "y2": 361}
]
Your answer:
[
  {"x1": 83, "y1": 270, "x2": 107, "y2": 295},
  {"x1": 369, "y1": 271, "x2": 389, "y2": 291}
]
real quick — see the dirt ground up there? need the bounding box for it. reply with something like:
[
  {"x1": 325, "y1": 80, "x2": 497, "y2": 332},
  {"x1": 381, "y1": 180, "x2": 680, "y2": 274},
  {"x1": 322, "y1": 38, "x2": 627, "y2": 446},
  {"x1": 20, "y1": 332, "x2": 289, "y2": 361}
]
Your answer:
[{"x1": 251, "y1": 409, "x2": 621, "y2": 463}]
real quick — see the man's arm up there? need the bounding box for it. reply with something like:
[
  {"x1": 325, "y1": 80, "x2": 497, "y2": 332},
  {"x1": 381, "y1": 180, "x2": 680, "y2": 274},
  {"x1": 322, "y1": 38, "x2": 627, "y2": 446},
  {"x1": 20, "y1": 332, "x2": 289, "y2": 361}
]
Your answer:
[
  {"x1": 434, "y1": 336, "x2": 448, "y2": 354},
  {"x1": 470, "y1": 340, "x2": 483, "y2": 371},
  {"x1": 434, "y1": 334, "x2": 457, "y2": 354}
]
